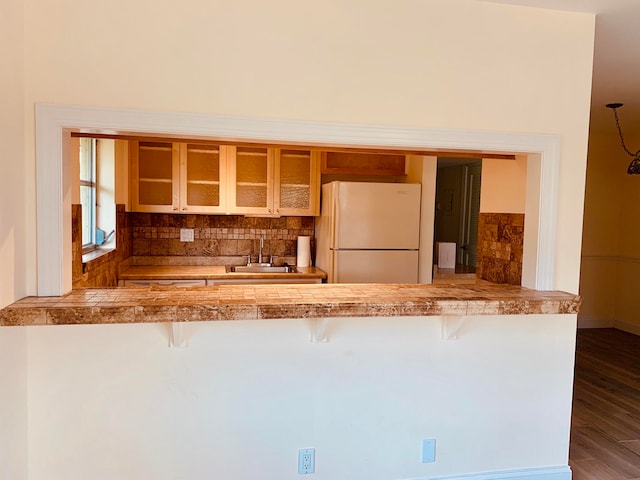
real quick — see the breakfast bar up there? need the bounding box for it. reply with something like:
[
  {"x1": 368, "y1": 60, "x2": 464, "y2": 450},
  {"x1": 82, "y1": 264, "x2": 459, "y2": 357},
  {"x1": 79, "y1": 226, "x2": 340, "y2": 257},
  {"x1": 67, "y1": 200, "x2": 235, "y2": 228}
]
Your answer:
[
  {"x1": 0, "y1": 283, "x2": 581, "y2": 326},
  {"x1": 0, "y1": 282, "x2": 581, "y2": 480}
]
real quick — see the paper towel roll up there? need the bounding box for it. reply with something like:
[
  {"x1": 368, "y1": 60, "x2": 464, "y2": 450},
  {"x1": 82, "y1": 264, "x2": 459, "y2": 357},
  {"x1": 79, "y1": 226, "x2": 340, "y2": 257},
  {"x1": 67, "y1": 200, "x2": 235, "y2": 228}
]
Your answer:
[{"x1": 297, "y1": 236, "x2": 311, "y2": 267}]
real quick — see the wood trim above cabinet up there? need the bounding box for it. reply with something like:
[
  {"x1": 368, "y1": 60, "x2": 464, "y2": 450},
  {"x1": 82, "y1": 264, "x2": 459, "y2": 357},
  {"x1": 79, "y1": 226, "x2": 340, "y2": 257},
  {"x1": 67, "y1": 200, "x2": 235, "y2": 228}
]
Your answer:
[{"x1": 321, "y1": 152, "x2": 406, "y2": 176}]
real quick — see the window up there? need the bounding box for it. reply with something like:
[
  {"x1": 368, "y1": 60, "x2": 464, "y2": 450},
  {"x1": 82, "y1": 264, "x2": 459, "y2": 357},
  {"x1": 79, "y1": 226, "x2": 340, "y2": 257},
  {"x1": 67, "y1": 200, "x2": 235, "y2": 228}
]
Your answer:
[{"x1": 79, "y1": 138, "x2": 97, "y2": 251}]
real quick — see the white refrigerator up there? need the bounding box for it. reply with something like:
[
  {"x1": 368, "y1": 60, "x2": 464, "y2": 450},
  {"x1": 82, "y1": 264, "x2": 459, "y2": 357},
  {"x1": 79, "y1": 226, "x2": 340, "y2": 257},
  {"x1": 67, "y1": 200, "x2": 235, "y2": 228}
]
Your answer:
[{"x1": 315, "y1": 181, "x2": 421, "y2": 283}]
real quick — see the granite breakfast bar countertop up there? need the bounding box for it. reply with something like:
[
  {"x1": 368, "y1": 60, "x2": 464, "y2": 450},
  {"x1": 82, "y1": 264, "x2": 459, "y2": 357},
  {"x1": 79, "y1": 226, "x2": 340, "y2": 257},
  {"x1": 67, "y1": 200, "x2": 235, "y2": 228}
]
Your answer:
[{"x1": 0, "y1": 283, "x2": 581, "y2": 326}]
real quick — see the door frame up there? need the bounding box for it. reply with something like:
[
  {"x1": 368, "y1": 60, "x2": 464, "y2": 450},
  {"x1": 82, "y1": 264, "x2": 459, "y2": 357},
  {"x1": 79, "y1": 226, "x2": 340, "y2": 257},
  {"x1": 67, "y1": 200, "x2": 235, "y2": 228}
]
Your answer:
[{"x1": 459, "y1": 161, "x2": 482, "y2": 269}]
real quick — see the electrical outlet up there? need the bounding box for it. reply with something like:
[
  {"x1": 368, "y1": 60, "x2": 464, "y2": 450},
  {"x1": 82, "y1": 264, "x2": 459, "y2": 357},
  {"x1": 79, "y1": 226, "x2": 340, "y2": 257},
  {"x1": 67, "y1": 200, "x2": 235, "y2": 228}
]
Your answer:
[
  {"x1": 298, "y1": 448, "x2": 315, "y2": 474},
  {"x1": 421, "y1": 438, "x2": 436, "y2": 463},
  {"x1": 180, "y1": 228, "x2": 194, "y2": 242}
]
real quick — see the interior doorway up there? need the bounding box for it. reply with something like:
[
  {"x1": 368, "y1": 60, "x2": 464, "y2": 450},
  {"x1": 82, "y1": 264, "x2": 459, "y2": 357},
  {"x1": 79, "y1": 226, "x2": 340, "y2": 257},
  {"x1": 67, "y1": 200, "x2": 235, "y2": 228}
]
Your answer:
[{"x1": 434, "y1": 158, "x2": 482, "y2": 272}]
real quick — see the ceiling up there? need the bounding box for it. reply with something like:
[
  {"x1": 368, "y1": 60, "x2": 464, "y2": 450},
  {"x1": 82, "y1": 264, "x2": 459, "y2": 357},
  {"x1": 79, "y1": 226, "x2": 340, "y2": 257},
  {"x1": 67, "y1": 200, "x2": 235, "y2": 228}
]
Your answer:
[{"x1": 478, "y1": 0, "x2": 640, "y2": 134}]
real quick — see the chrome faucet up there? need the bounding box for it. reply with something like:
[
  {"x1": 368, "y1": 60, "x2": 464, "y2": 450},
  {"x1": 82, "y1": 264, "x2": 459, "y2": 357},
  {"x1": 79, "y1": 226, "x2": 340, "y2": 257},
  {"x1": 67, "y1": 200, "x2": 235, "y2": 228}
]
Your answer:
[{"x1": 258, "y1": 234, "x2": 264, "y2": 264}]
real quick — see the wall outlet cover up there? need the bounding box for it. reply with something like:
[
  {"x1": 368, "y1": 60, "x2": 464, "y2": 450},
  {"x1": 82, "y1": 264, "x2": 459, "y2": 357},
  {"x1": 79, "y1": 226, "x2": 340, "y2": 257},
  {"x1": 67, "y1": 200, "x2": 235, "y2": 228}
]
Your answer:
[
  {"x1": 298, "y1": 448, "x2": 315, "y2": 474},
  {"x1": 422, "y1": 438, "x2": 436, "y2": 463},
  {"x1": 180, "y1": 228, "x2": 194, "y2": 242}
]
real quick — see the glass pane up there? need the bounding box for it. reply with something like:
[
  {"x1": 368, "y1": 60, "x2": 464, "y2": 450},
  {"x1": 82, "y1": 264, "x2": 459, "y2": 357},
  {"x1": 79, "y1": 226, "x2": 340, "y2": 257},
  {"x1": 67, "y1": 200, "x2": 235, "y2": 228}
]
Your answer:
[
  {"x1": 237, "y1": 185, "x2": 268, "y2": 207},
  {"x1": 236, "y1": 147, "x2": 268, "y2": 208},
  {"x1": 186, "y1": 144, "x2": 220, "y2": 207},
  {"x1": 138, "y1": 142, "x2": 173, "y2": 179},
  {"x1": 280, "y1": 186, "x2": 310, "y2": 209},
  {"x1": 139, "y1": 181, "x2": 172, "y2": 205},
  {"x1": 80, "y1": 185, "x2": 93, "y2": 245},
  {"x1": 138, "y1": 142, "x2": 173, "y2": 205},
  {"x1": 187, "y1": 184, "x2": 220, "y2": 207},
  {"x1": 280, "y1": 150, "x2": 310, "y2": 184},
  {"x1": 280, "y1": 149, "x2": 310, "y2": 209},
  {"x1": 79, "y1": 138, "x2": 93, "y2": 181}
]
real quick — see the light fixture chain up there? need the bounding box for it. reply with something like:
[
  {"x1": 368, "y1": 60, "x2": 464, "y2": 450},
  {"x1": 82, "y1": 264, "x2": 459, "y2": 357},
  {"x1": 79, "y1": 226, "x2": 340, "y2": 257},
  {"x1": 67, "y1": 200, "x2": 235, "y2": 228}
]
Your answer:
[{"x1": 613, "y1": 108, "x2": 640, "y2": 157}]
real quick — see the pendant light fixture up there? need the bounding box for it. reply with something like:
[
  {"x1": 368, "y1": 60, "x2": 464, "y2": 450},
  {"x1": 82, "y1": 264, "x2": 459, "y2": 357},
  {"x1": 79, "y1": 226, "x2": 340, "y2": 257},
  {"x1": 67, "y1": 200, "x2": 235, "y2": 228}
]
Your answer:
[{"x1": 606, "y1": 103, "x2": 640, "y2": 175}]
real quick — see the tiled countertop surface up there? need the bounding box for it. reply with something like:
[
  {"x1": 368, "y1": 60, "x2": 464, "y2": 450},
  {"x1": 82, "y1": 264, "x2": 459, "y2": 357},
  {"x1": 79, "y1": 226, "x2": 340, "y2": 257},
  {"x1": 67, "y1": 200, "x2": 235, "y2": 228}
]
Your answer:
[{"x1": 0, "y1": 284, "x2": 581, "y2": 326}]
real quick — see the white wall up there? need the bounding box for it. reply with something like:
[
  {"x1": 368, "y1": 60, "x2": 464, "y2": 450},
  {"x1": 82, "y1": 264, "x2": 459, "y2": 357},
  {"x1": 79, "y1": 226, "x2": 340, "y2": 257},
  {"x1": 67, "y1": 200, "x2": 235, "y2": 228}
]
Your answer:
[
  {"x1": 406, "y1": 155, "x2": 438, "y2": 283},
  {"x1": 578, "y1": 131, "x2": 620, "y2": 327},
  {"x1": 114, "y1": 139, "x2": 129, "y2": 207},
  {"x1": 15, "y1": 0, "x2": 594, "y2": 296},
  {"x1": 611, "y1": 130, "x2": 640, "y2": 333},
  {"x1": 0, "y1": 328, "x2": 28, "y2": 480},
  {"x1": 27, "y1": 315, "x2": 577, "y2": 480},
  {"x1": 0, "y1": 0, "x2": 27, "y2": 308},
  {"x1": 579, "y1": 129, "x2": 640, "y2": 330},
  {"x1": 0, "y1": 1, "x2": 595, "y2": 478},
  {"x1": 480, "y1": 156, "x2": 528, "y2": 214},
  {"x1": 0, "y1": 1, "x2": 29, "y2": 474}
]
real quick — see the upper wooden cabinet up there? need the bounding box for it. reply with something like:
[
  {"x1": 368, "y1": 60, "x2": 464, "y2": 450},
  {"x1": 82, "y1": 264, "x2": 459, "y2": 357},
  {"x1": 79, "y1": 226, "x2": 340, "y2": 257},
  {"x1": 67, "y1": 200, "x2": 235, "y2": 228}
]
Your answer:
[
  {"x1": 227, "y1": 146, "x2": 321, "y2": 216},
  {"x1": 321, "y1": 152, "x2": 406, "y2": 176},
  {"x1": 130, "y1": 141, "x2": 319, "y2": 216},
  {"x1": 130, "y1": 141, "x2": 228, "y2": 213}
]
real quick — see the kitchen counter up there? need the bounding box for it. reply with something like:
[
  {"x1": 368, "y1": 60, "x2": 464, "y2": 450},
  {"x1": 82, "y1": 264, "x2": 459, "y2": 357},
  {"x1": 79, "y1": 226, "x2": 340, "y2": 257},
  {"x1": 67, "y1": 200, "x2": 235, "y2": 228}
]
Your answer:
[
  {"x1": 118, "y1": 264, "x2": 327, "y2": 282},
  {"x1": 0, "y1": 283, "x2": 581, "y2": 326}
]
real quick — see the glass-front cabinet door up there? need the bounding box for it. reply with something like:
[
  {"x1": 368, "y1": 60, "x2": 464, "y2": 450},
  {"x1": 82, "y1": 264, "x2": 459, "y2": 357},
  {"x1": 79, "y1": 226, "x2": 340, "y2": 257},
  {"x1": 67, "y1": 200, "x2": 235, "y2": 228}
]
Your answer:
[
  {"x1": 275, "y1": 149, "x2": 320, "y2": 216},
  {"x1": 179, "y1": 143, "x2": 227, "y2": 213},
  {"x1": 131, "y1": 141, "x2": 180, "y2": 212},
  {"x1": 228, "y1": 146, "x2": 275, "y2": 215},
  {"x1": 130, "y1": 140, "x2": 320, "y2": 216}
]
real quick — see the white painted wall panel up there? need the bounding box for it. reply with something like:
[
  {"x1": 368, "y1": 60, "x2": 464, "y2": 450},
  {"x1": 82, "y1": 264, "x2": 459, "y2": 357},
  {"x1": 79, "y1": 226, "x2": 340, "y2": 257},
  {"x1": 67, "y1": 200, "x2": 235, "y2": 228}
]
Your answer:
[{"x1": 27, "y1": 316, "x2": 577, "y2": 480}]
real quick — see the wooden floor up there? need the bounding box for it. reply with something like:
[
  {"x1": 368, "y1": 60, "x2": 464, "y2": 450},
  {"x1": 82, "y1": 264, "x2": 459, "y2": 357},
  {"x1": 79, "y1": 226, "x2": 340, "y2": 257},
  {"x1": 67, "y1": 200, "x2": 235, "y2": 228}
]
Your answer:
[{"x1": 571, "y1": 328, "x2": 640, "y2": 479}]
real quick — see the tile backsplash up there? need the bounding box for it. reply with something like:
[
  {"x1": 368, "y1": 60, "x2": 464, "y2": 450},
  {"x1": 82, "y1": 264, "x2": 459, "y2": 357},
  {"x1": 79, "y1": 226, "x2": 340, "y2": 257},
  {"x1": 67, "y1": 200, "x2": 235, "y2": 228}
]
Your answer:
[
  {"x1": 476, "y1": 213, "x2": 524, "y2": 285},
  {"x1": 72, "y1": 204, "x2": 131, "y2": 288},
  {"x1": 73, "y1": 206, "x2": 315, "y2": 288},
  {"x1": 129, "y1": 213, "x2": 314, "y2": 264}
]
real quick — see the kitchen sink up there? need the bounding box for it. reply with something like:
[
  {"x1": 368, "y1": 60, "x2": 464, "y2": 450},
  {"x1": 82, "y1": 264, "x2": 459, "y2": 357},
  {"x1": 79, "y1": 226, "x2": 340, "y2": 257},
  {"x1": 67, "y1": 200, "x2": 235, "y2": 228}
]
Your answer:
[{"x1": 226, "y1": 265, "x2": 298, "y2": 273}]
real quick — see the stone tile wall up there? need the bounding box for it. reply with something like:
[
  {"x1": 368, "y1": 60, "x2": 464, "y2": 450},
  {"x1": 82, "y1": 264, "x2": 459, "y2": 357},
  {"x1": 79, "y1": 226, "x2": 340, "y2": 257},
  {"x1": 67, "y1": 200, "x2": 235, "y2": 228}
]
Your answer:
[
  {"x1": 72, "y1": 204, "x2": 132, "y2": 288},
  {"x1": 129, "y1": 213, "x2": 314, "y2": 265},
  {"x1": 476, "y1": 213, "x2": 524, "y2": 285}
]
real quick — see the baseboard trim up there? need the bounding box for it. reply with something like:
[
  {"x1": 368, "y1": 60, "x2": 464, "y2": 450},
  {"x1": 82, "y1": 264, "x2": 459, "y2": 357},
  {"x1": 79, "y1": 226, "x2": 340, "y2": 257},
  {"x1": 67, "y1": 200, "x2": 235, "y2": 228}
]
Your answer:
[
  {"x1": 613, "y1": 320, "x2": 640, "y2": 337},
  {"x1": 416, "y1": 465, "x2": 571, "y2": 480}
]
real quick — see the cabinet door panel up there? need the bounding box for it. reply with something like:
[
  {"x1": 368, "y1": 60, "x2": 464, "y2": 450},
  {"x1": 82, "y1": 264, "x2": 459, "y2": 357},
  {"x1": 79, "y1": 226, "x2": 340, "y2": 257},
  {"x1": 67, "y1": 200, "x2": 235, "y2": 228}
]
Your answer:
[
  {"x1": 279, "y1": 149, "x2": 311, "y2": 210},
  {"x1": 321, "y1": 152, "x2": 405, "y2": 176},
  {"x1": 275, "y1": 149, "x2": 320, "y2": 216},
  {"x1": 181, "y1": 143, "x2": 226, "y2": 213},
  {"x1": 229, "y1": 146, "x2": 274, "y2": 214},
  {"x1": 131, "y1": 141, "x2": 179, "y2": 212}
]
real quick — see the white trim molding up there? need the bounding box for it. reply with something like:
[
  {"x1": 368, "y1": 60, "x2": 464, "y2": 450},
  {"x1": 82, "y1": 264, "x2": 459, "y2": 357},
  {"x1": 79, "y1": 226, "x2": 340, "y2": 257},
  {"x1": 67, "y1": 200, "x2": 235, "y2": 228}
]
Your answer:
[
  {"x1": 35, "y1": 103, "x2": 560, "y2": 296},
  {"x1": 417, "y1": 465, "x2": 571, "y2": 480}
]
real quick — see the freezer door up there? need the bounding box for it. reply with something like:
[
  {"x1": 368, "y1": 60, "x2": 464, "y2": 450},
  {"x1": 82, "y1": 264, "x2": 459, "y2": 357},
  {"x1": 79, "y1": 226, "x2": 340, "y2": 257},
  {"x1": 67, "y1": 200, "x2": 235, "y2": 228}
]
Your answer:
[
  {"x1": 335, "y1": 182, "x2": 421, "y2": 250},
  {"x1": 332, "y1": 250, "x2": 419, "y2": 284}
]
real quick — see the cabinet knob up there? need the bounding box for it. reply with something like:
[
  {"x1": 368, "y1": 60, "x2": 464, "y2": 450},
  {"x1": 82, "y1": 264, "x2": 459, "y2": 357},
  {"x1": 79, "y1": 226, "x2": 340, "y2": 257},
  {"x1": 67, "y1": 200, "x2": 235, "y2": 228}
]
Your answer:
[
  {"x1": 182, "y1": 208, "x2": 187, "y2": 211},
  {"x1": 173, "y1": 208, "x2": 178, "y2": 211}
]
